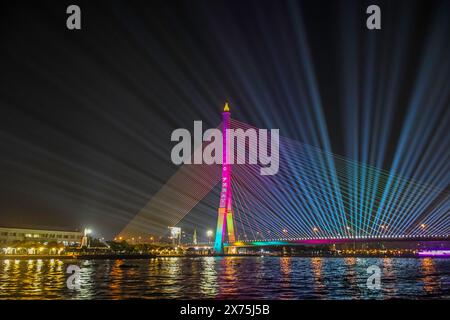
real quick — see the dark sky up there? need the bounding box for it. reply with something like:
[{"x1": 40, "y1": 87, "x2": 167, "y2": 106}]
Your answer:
[{"x1": 0, "y1": 0, "x2": 448, "y2": 239}]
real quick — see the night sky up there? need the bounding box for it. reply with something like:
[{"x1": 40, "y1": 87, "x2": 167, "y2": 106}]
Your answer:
[{"x1": 0, "y1": 0, "x2": 448, "y2": 239}]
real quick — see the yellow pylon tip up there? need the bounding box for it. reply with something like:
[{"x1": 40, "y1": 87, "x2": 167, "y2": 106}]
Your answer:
[{"x1": 224, "y1": 102, "x2": 230, "y2": 112}]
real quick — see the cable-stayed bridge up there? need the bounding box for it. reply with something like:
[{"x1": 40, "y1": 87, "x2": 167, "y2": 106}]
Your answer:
[{"x1": 117, "y1": 105, "x2": 449, "y2": 252}]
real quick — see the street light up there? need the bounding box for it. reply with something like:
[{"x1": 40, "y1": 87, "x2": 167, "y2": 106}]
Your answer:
[
  {"x1": 207, "y1": 230, "x2": 213, "y2": 243},
  {"x1": 84, "y1": 228, "x2": 92, "y2": 236}
]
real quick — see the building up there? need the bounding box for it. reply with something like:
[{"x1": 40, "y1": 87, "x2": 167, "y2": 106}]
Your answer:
[{"x1": 0, "y1": 226, "x2": 83, "y2": 245}]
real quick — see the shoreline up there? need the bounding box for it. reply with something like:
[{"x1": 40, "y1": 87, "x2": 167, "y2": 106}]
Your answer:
[{"x1": 1, "y1": 253, "x2": 448, "y2": 260}]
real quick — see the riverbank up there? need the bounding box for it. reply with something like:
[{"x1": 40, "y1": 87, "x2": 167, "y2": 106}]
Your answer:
[
  {"x1": 0, "y1": 253, "x2": 156, "y2": 260},
  {"x1": 1, "y1": 253, "x2": 448, "y2": 259}
]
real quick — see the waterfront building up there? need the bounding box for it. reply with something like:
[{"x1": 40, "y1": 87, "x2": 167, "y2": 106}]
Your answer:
[{"x1": 0, "y1": 226, "x2": 83, "y2": 245}]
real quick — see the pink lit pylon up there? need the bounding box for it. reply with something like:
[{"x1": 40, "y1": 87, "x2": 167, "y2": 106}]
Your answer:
[{"x1": 213, "y1": 102, "x2": 236, "y2": 254}]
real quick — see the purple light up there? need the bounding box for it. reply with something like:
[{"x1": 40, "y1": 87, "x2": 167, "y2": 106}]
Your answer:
[{"x1": 418, "y1": 250, "x2": 450, "y2": 257}]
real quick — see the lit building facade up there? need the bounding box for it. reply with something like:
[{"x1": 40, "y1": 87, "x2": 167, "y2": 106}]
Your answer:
[{"x1": 0, "y1": 226, "x2": 83, "y2": 245}]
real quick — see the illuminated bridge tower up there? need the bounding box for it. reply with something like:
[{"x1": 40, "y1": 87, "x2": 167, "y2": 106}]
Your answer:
[{"x1": 214, "y1": 102, "x2": 236, "y2": 254}]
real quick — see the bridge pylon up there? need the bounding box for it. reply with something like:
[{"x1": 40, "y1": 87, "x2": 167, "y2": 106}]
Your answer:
[{"x1": 214, "y1": 102, "x2": 236, "y2": 254}]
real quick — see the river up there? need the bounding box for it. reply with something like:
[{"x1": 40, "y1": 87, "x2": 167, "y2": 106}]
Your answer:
[{"x1": 0, "y1": 256, "x2": 449, "y2": 299}]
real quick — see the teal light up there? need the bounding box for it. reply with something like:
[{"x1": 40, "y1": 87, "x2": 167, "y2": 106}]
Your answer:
[{"x1": 252, "y1": 241, "x2": 290, "y2": 246}]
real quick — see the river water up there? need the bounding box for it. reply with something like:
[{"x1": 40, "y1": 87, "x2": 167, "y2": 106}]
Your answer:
[{"x1": 0, "y1": 256, "x2": 449, "y2": 299}]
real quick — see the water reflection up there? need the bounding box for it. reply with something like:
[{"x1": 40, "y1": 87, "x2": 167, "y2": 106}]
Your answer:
[
  {"x1": 0, "y1": 257, "x2": 448, "y2": 299},
  {"x1": 200, "y1": 257, "x2": 217, "y2": 297},
  {"x1": 279, "y1": 257, "x2": 293, "y2": 299},
  {"x1": 311, "y1": 257, "x2": 326, "y2": 295},
  {"x1": 218, "y1": 257, "x2": 239, "y2": 297},
  {"x1": 108, "y1": 260, "x2": 122, "y2": 298},
  {"x1": 421, "y1": 258, "x2": 437, "y2": 295}
]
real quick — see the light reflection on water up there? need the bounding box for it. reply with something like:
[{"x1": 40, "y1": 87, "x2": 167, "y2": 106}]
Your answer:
[{"x1": 0, "y1": 257, "x2": 448, "y2": 300}]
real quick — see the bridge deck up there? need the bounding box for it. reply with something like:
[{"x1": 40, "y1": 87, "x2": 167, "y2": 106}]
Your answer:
[{"x1": 225, "y1": 236, "x2": 449, "y2": 247}]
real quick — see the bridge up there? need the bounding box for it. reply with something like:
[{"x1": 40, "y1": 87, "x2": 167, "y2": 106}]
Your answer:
[
  {"x1": 225, "y1": 235, "x2": 450, "y2": 249},
  {"x1": 117, "y1": 103, "x2": 449, "y2": 253}
]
